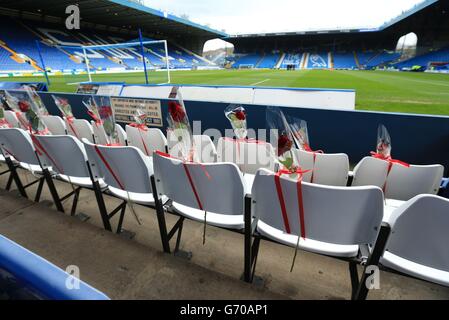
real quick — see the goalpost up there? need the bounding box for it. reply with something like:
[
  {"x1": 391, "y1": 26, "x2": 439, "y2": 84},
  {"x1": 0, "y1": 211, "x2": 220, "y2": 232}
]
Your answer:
[{"x1": 52, "y1": 39, "x2": 171, "y2": 85}]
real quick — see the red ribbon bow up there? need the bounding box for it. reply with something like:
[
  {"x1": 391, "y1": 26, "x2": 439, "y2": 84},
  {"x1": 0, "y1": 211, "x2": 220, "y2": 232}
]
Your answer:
[
  {"x1": 130, "y1": 122, "x2": 148, "y2": 132},
  {"x1": 87, "y1": 110, "x2": 102, "y2": 126},
  {"x1": 274, "y1": 167, "x2": 310, "y2": 239},
  {"x1": 370, "y1": 152, "x2": 410, "y2": 192},
  {"x1": 303, "y1": 144, "x2": 324, "y2": 183}
]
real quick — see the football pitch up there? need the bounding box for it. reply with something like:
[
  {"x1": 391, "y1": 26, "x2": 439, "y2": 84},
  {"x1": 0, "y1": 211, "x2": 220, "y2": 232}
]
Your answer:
[{"x1": 5, "y1": 69, "x2": 449, "y2": 116}]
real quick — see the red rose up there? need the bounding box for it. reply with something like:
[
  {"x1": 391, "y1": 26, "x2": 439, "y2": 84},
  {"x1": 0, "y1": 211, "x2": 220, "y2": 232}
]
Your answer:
[
  {"x1": 168, "y1": 101, "x2": 185, "y2": 123},
  {"x1": 234, "y1": 110, "x2": 246, "y2": 121},
  {"x1": 19, "y1": 101, "x2": 31, "y2": 113},
  {"x1": 98, "y1": 106, "x2": 113, "y2": 118},
  {"x1": 277, "y1": 134, "x2": 293, "y2": 157}
]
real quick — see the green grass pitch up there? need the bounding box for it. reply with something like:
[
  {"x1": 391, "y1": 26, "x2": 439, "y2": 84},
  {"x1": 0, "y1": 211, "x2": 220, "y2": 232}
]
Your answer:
[{"x1": 4, "y1": 69, "x2": 449, "y2": 116}]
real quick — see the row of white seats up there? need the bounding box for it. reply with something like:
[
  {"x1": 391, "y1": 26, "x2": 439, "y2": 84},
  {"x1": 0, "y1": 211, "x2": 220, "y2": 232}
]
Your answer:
[
  {"x1": 0, "y1": 128, "x2": 448, "y2": 299},
  {"x1": 3, "y1": 112, "x2": 445, "y2": 202}
]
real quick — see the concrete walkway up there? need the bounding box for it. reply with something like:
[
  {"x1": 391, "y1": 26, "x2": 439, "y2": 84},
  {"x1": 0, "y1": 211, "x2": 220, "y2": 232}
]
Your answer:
[{"x1": 0, "y1": 163, "x2": 448, "y2": 300}]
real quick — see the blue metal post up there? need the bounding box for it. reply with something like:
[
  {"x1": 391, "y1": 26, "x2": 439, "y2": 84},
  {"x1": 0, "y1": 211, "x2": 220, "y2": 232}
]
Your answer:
[
  {"x1": 138, "y1": 29, "x2": 149, "y2": 85},
  {"x1": 35, "y1": 40, "x2": 50, "y2": 86}
]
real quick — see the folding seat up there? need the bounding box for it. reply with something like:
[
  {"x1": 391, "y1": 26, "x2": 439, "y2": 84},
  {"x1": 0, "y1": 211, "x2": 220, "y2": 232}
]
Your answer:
[
  {"x1": 3, "y1": 111, "x2": 21, "y2": 128},
  {"x1": 0, "y1": 128, "x2": 47, "y2": 201},
  {"x1": 32, "y1": 134, "x2": 106, "y2": 215},
  {"x1": 293, "y1": 148, "x2": 349, "y2": 186},
  {"x1": 126, "y1": 125, "x2": 167, "y2": 157},
  {"x1": 193, "y1": 135, "x2": 217, "y2": 163},
  {"x1": 152, "y1": 151, "x2": 247, "y2": 257},
  {"x1": 352, "y1": 157, "x2": 390, "y2": 188},
  {"x1": 83, "y1": 140, "x2": 160, "y2": 234},
  {"x1": 168, "y1": 135, "x2": 217, "y2": 163},
  {"x1": 352, "y1": 157, "x2": 444, "y2": 201},
  {"x1": 377, "y1": 195, "x2": 449, "y2": 292},
  {"x1": 66, "y1": 118, "x2": 95, "y2": 143},
  {"x1": 383, "y1": 164, "x2": 444, "y2": 201},
  {"x1": 41, "y1": 115, "x2": 67, "y2": 135},
  {"x1": 92, "y1": 121, "x2": 127, "y2": 146},
  {"x1": 217, "y1": 137, "x2": 277, "y2": 175},
  {"x1": 249, "y1": 168, "x2": 388, "y2": 299}
]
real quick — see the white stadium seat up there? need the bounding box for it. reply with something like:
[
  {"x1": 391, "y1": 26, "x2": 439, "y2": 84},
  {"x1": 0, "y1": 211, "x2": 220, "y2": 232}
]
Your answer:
[
  {"x1": 126, "y1": 125, "x2": 167, "y2": 156},
  {"x1": 293, "y1": 148, "x2": 349, "y2": 186},
  {"x1": 41, "y1": 115, "x2": 67, "y2": 135},
  {"x1": 381, "y1": 195, "x2": 449, "y2": 287},
  {"x1": 66, "y1": 118, "x2": 95, "y2": 143},
  {"x1": 153, "y1": 151, "x2": 246, "y2": 229}
]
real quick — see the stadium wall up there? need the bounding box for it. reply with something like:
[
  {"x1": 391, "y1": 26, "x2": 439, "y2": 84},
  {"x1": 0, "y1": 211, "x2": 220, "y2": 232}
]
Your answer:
[{"x1": 35, "y1": 91, "x2": 449, "y2": 174}]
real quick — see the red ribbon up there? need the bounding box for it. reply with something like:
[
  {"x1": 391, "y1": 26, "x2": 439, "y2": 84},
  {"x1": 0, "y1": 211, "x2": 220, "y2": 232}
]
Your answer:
[
  {"x1": 66, "y1": 116, "x2": 80, "y2": 138},
  {"x1": 129, "y1": 123, "x2": 148, "y2": 131},
  {"x1": 370, "y1": 152, "x2": 410, "y2": 192},
  {"x1": 31, "y1": 134, "x2": 64, "y2": 173},
  {"x1": 94, "y1": 145, "x2": 125, "y2": 190},
  {"x1": 15, "y1": 111, "x2": 29, "y2": 129},
  {"x1": 274, "y1": 168, "x2": 310, "y2": 239},
  {"x1": 0, "y1": 119, "x2": 12, "y2": 128},
  {"x1": 130, "y1": 123, "x2": 150, "y2": 156},
  {"x1": 87, "y1": 111, "x2": 102, "y2": 126},
  {"x1": 303, "y1": 144, "x2": 324, "y2": 183},
  {"x1": 156, "y1": 151, "x2": 212, "y2": 210}
]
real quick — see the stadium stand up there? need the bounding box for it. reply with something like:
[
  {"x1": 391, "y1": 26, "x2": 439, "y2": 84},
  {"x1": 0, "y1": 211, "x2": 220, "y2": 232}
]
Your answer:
[
  {"x1": 232, "y1": 53, "x2": 262, "y2": 68},
  {"x1": 395, "y1": 46, "x2": 449, "y2": 70},
  {"x1": 257, "y1": 52, "x2": 281, "y2": 68},
  {"x1": 0, "y1": 17, "x2": 215, "y2": 73},
  {"x1": 307, "y1": 52, "x2": 329, "y2": 69},
  {"x1": 333, "y1": 52, "x2": 357, "y2": 69}
]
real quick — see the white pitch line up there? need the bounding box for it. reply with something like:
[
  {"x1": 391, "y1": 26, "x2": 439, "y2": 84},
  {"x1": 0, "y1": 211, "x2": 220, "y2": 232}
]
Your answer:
[{"x1": 251, "y1": 79, "x2": 270, "y2": 86}]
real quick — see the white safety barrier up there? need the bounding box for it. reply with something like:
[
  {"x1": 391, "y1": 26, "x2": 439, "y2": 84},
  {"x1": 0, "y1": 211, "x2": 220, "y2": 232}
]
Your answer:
[{"x1": 120, "y1": 85, "x2": 356, "y2": 111}]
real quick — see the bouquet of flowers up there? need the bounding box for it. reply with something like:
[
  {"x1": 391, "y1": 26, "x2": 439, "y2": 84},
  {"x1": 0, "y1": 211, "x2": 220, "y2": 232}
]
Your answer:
[
  {"x1": 224, "y1": 105, "x2": 247, "y2": 140},
  {"x1": 52, "y1": 95, "x2": 74, "y2": 119},
  {"x1": 82, "y1": 96, "x2": 102, "y2": 127},
  {"x1": 167, "y1": 88, "x2": 195, "y2": 162},
  {"x1": 4, "y1": 90, "x2": 49, "y2": 134},
  {"x1": 286, "y1": 115, "x2": 311, "y2": 152},
  {"x1": 371, "y1": 124, "x2": 392, "y2": 160},
  {"x1": 83, "y1": 96, "x2": 119, "y2": 146},
  {"x1": 266, "y1": 106, "x2": 298, "y2": 174},
  {"x1": 0, "y1": 106, "x2": 12, "y2": 128},
  {"x1": 23, "y1": 85, "x2": 49, "y2": 116}
]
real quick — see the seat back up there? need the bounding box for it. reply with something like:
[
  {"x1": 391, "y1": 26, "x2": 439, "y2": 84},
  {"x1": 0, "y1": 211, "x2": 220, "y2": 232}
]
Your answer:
[
  {"x1": 0, "y1": 128, "x2": 40, "y2": 165},
  {"x1": 126, "y1": 125, "x2": 167, "y2": 156},
  {"x1": 384, "y1": 195, "x2": 449, "y2": 275},
  {"x1": 293, "y1": 149, "x2": 349, "y2": 186},
  {"x1": 216, "y1": 137, "x2": 277, "y2": 174},
  {"x1": 4, "y1": 111, "x2": 20, "y2": 128},
  {"x1": 193, "y1": 135, "x2": 217, "y2": 163},
  {"x1": 66, "y1": 119, "x2": 94, "y2": 143},
  {"x1": 153, "y1": 152, "x2": 245, "y2": 215},
  {"x1": 91, "y1": 121, "x2": 108, "y2": 145},
  {"x1": 252, "y1": 168, "x2": 384, "y2": 245},
  {"x1": 83, "y1": 140, "x2": 152, "y2": 193},
  {"x1": 33, "y1": 135, "x2": 90, "y2": 178},
  {"x1": 385, "y1": 164, "x2": 444, "y2": 201},
  {"x1": 41, "y1": 115, "x2": 67, "y2": 135},
  {"x1": 115, "y1": 124, "x2": 127, "y2": 146},
  {"x1": 352, "y1": 157, "x2": 390, "y2": 188}
]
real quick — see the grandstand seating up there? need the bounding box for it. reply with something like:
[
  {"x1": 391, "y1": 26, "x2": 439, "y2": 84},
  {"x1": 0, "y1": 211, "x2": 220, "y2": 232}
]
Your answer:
[
  {"x1": 0, "y1": 17, "x2": 214, "y2": 73},
  {"x1": 333, "y1": 52, "x2": 357, "y2": 69},
  {"x1": 307, "y1": 52, "x2": 329, "y2": 69},
  {"x1": 280, "y1": 53, "x2": 302, "y2": 69},
  {"x1": 232, "y1": 53, "x2": 262, "y2": 68},
  {"x1": 395, "y1": 47, "x2": 449, "y2": 69},
  {"x1": 257, "y1": 53, "x2": 280, "y2": 68}
]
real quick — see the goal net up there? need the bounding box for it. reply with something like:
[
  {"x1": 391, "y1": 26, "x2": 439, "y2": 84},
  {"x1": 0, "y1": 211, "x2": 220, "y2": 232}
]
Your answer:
[{"x1": 47, "y1": 40, "x2": 171, "y2": 85}]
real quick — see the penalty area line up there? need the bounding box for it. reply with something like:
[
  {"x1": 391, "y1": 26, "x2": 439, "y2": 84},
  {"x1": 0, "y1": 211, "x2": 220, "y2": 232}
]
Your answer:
[{"x1": 250, "y1": 79, "x2": 270, "y2": 86}]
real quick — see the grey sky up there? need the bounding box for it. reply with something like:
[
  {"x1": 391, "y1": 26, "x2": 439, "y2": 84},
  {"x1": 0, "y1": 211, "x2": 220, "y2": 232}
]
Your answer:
[{"x1": 144, "y1": 0, "x2": 425, "y2": 34}]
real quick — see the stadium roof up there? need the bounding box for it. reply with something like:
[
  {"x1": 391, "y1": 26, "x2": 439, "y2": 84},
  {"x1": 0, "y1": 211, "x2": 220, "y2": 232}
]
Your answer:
[
  {"x1": 226, "y1": 0, "x2": 439, "y2": 39},
  {"x1": 0, "y1": 0, "x2": 228, "y2": 39}
]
